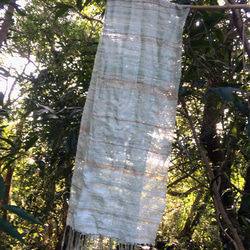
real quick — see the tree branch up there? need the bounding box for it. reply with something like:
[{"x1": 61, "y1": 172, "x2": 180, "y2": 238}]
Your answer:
[
  {"x1": 189, "y1": 4, "x2": 250, "y2": 9},
  {"x1": 171, "y1": 159, "x2": 210, "y2": 189},
  {"x1": 227, "y1": 0, "x2": 250, "y2": 57},
  {"x1": 72, "y1": 7, "x2": 103, "y2": 24},
  {"x1": 167, "y1": 174, "x2": 190, "y2": 189},
  {"x1": 168, "y1": 186, "x2": 200, "y2": 197},
  {"x1": 180, "y1": 98, "x2": 245, "y2": 250},
  {"x1": 9, "y1": 27, "x2": 25, "y2": 34}
]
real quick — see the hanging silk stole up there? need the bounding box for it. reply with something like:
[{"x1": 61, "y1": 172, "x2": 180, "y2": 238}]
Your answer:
[{"x1": 63, "y1": 0, "x2": 189, "y2": 249}]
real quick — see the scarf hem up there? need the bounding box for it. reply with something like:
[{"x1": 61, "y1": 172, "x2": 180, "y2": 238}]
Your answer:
[{"x1": 61, "y1": 225, "x2": 155, "y2": 250}]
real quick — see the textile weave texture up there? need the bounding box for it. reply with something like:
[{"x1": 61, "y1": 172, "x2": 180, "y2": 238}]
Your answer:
[{"x1": 66, "y1": 0, "x2": 189, "y2": 247}]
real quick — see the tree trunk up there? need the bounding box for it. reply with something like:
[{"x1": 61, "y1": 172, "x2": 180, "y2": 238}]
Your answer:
[
  {"x1": 0, "y1": 0, "x2": 16, "y2": 48},
  {"x1": 238, "y1": 166, "x2": 250, "y2": 249},
  {"x1": 1, "y1": 166, "x2": 14, "y2": 219},
  {"x1": 177, "y1": 191, "x2": 204, "y2": 240},
  {"x1": 201, "y1": 81, "x2": 241, "y2": 249},
  {"x1": 201, "y1": 81, "x2": 224, "y2": 166}
]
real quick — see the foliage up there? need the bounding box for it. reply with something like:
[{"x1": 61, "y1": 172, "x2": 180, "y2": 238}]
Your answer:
[
  {"x1": 0, "y1": 0, "x2": 104, "y2": 248},
  {"x1": 160, "y1": 0, "x2": 250, "y2": 248},
  {"x1": 0, "y1": 173, "x2": 43, "y2": 245},
  {"x1": 0, "y1": 0, "x2": 250, "y2": 249}
]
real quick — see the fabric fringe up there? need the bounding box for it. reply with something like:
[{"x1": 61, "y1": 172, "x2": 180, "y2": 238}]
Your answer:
[{"x1": 61, "y1": 226, "x2": 155, "y2": 250}]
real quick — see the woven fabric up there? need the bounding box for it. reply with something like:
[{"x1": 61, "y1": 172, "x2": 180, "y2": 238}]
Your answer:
[{"x1": 66, "y1": 0, "x2": 189, "y2": 246}]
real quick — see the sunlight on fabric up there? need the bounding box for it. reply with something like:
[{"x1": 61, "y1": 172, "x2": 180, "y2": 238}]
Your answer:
[{"x1": 63, "y1": 0, "x2": 190, "y2": 249}]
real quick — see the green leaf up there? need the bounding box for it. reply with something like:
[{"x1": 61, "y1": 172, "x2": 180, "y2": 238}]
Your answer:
[
  {"x1": 234, "y1": 59, "x2": 243, "y2": 73},
  {"x1": 0, "y1": 67, "x2": 10, "y2": 77},
  {"x1": 48, "y1": 121, "x2": 63, "y2": 145},
  {"x1": 54, "y1": 191, "x2": 63, "y2": 200},
  {"x1": 200, "y1": 129, "x2": 212, "y2": 140},
  {"x1": 34, "y1": 108, "x2": 49, "y2": 117},
  {"x1": 43, "y1": 114, "x2": 59, "y2": 121},
  {"x1": 0, "y1": 0, "x2": 9, "y2": 6},
  {"x1": 0, "y1": 137, "x2": 15, "y2": 148},
  {"x1": 240, "y1": 216, "x2": 250, "y2": 228},
  {"x1": 9, "y1": 1, "x2": 27, "y2": 16},
  {"x1": 210, "y1": 87, "x2": 237, "y2": 103},
  {"x1": 55, "y1": 3, "x2": 73, "y2": 19},
  {"x1": 233, "y1": 101, "x2": 249, "y2": 116},
  {"x1": 14, "y1": 4, "x2": 27, "y2": 16},
  {"x1": 65, "y1": 130, "x2": 77, "y2": 155},
  {"x1": 69, "y1": 108, "x2": 82, "y2": 119},
  {"x1": 0, "y1": 217, "x2": 25, "y2": 244},
  {"x1": 15, "y1": 8, "x2": 27, "y2": 16},
  {"x1": 84, "y1": 0, "x2": 92, "y2": 7},
  {"x1": 77, "y1": 0, "x2": 83, "y2": 11},
  {"x1": 0, "y1": 174, "x2": 4, "y2": 202},
  {"x1": 210, "y1": 221, "x2": 218, "y2": 226},
  {"x1": 209, "y1": 87, "x2": 249, "y2": 116},
  {"x1": 1, "y1": 204, "x2": 43, "y2": 226},
  {"x1": 24, "y1": 135, "x2": 38, "y2": 151},
  {"x1": 191, "y1": 39, "x2": 210, "y2": 49},
  {"x1": 0, "y1": 109, "x2": 9, "y2": 117},
  {"x1": 248, "y1": 117, "x2": 250, "y2": 142},
  {"x1": 0, "y1": 92, "x2": 4, "y2": 106},
  {"x1": 38, "y1": 104, "x2": 56, "y2": 114},
  {"x1": 55, "y1": 2, "x2": 73, "y2": 8},
  {"x1": 38, "y1": 159, "x2": 45, "y2": 177},
  {"x1": 0, "y1": 147, "x2": 9, "y2": 150}
]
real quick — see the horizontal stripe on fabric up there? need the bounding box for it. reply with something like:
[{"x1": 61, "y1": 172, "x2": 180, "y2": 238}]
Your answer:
[
  {"x1": 95, "y1": 53, "x2": 181, "y2": 73},
  {"x1": 96, "y1": 77, "x2": 178, "y2": 100},
  {"x1": 80, "y1": 125, "x2": 90, "y2": 133},
  {"x1": 86, "y1": 139, "x2": 171, "y2": 156},
  {"x1": 93, "y1": 69, "x2": 180, "y2": 85},
  {"x1": 102, "y1": 33, "x2": 181, "y2": 50},
  {"x1": 89, "y1": 115, "x2": 175, "y2": 130},
  {"x1": 80, "y1": 119, "x2": 176, "y2": 141},
  {"x1": 85, "y1": 97, "x2": 94, "y2": 102},
  {"x1": 74, "y1": 159, "x2": 169, "y2": 181},
  {"x1": 86, "y1": 87, "x2": 95, "y2": 93},
  {"x1": 76, "y1": 208, "x2": 160, "y2": 225},
  {"x1": 70, "y1": 180, "x2": 83, "y2": 191},
  {"x1": 82, "y1": 181, "x2": 166, "y2": 198}
]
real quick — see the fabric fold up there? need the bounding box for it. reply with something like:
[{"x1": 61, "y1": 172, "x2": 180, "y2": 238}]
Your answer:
[{"x1": 63, "y1": 0, "x2": 189, "y2": 249}]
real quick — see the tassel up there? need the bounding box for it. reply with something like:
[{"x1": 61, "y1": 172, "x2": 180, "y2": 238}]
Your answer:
[
  {"x1": 108, "y1": 238, "x2": 113, "y2": 250},
  {"x1": 98, "y1": 235, "x2": 103, "y2": 249},
  {"x1": 68, "y1": 229, "x2": 73, "y2": 249},
  {"x1": 61, "y1": 226, "x2": 67, "y2": 250},
  {"x1": 74, "y1": 231, "x2": 81, "y2": 250},
  {"x1": 61, "y1": 227, "x2": 148, "y2": 250},
  {"x1": 83, "y1": 235, "x2": 87, "y2": 250}
]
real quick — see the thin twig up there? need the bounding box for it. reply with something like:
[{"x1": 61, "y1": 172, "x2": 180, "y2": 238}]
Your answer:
[
  {"x1": 189, "y1": 4, "x2": 250, "y2": 9},
  {"x1": 228, "y1": 0, "x2": 250, "y2": 57},
  {"x1": 9, "y1": 28, "x2": 26, "y2": 34},
  {"x1": 171, "y1": 161, "x2": 210, "y2": 189},
  {"x1": 168, "y1": 186, "x2": 200, "y2": 197},
  {"x1": 214, "y1": 199, "x2": 238, "y2": 250},
  {"x1": 185, "y1": 20, "x2": 219, "y2": 81},
  {"x1": 72, "y1": 7, "x2": 103, "y2": 24}
]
